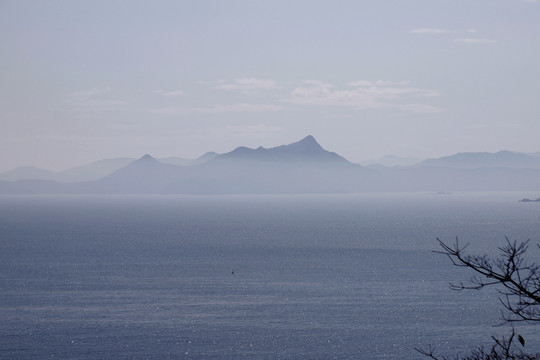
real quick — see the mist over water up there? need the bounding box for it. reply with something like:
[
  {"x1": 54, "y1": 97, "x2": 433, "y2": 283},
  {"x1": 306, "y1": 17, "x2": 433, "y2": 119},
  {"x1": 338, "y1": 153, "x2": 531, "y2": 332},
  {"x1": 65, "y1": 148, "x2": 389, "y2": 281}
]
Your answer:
[{"x1": 1, "y1": 192, "x2": 540, "y2": 359}]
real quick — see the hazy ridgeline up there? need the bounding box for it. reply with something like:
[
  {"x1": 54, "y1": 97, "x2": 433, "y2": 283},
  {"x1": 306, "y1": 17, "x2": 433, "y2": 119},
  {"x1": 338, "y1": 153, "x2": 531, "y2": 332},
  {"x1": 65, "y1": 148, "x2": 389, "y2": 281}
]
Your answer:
[
  {"x1": 1, "y1": 192, "x2": 540, "y2": 359},
  {"x1": 2, "y1": 136, "x2": 540, "y2": 195}
]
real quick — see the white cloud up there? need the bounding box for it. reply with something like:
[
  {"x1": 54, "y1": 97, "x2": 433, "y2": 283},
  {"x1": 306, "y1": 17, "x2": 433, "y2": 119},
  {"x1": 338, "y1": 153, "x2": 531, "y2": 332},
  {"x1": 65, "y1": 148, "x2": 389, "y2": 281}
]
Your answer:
[
  {"x1": 301, "y1": 80, "x2": 334, "y2": 88},
  {"x1": 347, "y1": 80, "x2": 411, "y2": 88},
  {"x1": 68, "y1": 88, "x2": 123, "y2": 111},
  {"x1": 224, "y1": 124, "x2": 284, "y2": 135},
  {"x1": 454, "y1": 38, "x2": 496, "y2": 44},
  {"x1": 395, "y1": 103, "x2": 442, "y2": 114},
  {"x1": 346, "y1": 80, "x2": 373, "y2": 87},
  {"x1": 286, "y1": 81, "x2": 441, "y2": 113},
  {"x1": 72, "y1": 88, "x2": 112, "y2": 97},
  {"x1": 411, "y1": 28, "x2": 449, "y2": 34},
  {"x1": 154, "y1": 89, "x2": 184, "y2": 97},
  {"x1": 151, "y1": 103, "x2": 285, "y2": 115},
  {"x1": 375, "y1": 80, "x2": 410, "y2": 86},
  {"x1": 214, "y1": 77, "x2": 279, "y2": 91}
]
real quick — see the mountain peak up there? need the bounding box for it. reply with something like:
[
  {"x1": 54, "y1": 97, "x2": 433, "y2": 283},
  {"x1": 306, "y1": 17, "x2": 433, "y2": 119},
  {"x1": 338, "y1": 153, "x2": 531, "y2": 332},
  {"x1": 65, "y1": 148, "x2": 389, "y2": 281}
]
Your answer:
[
  {"x1": 291, "y1": 135, "x2": 321, "y2": 149},
  {"x1": 299, "y1": 135, "x2": 317, "y2": 144},
  {"x1": 128, "y1": 154, "x2": 161, "y2": 167},
  {"x1": 138, "y1": 154, "x2": 157, "y2": 162},
  {"x1": 285, "y1": 135, "x2": 324, "y2": 152},
  {"x1": 212, "y1": 135, "x2": 351, "y2": 165}
]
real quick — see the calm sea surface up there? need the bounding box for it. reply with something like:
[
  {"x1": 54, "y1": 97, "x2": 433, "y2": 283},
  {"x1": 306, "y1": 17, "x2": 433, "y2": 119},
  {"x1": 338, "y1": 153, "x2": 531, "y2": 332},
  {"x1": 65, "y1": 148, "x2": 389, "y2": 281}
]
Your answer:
[{"x1": 1, "y1": 192, "x2": 540, "y2": 359}]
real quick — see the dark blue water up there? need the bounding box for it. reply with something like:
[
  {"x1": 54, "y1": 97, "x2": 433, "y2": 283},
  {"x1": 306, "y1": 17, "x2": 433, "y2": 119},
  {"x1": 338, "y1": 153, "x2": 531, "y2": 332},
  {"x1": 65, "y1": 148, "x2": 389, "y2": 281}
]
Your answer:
[{"x1": 1, "y1": 193, "x2": 540, "y2": 359}]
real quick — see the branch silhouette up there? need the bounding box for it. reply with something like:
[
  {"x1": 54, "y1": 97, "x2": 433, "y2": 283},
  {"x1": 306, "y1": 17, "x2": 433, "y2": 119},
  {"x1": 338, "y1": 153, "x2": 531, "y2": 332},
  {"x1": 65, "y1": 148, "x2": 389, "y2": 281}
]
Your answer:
[{"x1": 417, "y1": 237, "x2": 540, "y2": 359}]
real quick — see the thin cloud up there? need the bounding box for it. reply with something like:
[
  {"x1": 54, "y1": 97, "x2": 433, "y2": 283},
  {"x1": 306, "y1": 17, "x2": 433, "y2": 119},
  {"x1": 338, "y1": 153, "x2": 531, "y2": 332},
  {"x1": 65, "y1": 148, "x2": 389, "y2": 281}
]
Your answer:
[
  {"x1": 346, "y1": 80, "x2": 373, "y2": 87},
  {"x1": 286, "y1": 81, "x2": 441, "y2": 113},
  {"x1": 454, "y1": 38, "x2": 496, "y2": 44},
  {"x1": 151, "y1": 103, "x2": 285, "y2": 115},
  {"x1": 302, "y1": 80, "x2": 334, "y2": 88},
  {"x1": 375, "y1": 80, "x2": 410, "y2": 86},
  {"x1": 68, "y1": 88, "x2": 123, "y2": 111},
  {"x1": 154, "y1": 89, "x2": 184, "y2": 97},
  {"x1": 225, "y1": 124, "x2": 284, "y2": 136},
  {"x1": 521, "y1": 0, "x2": 538, "y2": 3},
  {"x1": 412, "y1": 28, "x2": 481, "y2": 37},
  {"x1": 346, "y1": 80, "x2": 410, "y2": 88},
  {"x1": 395, "y1": 103, "x2": 442, "y2": 114},
  {"x1": 411, "y1": 28, "x2": 449, "y2": 34},
  {"x1": 214, "y1": 77, "x2": 279, "y2": 91},
  {"x1": 72, "y1": 88, "x2": 112, "y2": 97}
]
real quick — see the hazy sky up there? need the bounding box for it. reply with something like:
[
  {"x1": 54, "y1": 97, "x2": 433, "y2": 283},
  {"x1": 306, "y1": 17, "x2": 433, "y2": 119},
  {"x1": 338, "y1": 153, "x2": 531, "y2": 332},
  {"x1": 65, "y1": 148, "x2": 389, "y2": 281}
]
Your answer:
[{"x1": 1, "y1": 0, "x2": 539, "y2": 172}]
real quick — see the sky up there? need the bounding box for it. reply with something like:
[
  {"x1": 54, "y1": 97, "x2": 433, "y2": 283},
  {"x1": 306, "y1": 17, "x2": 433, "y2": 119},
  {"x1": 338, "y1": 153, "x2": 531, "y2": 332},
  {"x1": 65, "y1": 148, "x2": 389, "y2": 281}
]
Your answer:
[{"x1": 1, "y1": 0, "x2": 539, "y2": 172}]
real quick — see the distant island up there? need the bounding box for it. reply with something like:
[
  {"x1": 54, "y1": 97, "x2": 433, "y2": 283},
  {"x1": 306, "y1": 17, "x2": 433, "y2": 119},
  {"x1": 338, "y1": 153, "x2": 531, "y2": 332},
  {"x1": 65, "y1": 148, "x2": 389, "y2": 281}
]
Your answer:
[
  {"x1": 519, "y1": 198, "x2": 540, "y2": 202},
  {"x1": 2, "y1": 135, "x2": 540, "y2": 195}
]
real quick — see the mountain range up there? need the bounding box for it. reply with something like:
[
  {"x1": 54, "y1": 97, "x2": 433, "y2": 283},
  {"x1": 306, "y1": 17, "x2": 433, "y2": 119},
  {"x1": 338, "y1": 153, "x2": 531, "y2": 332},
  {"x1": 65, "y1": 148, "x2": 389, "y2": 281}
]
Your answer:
[
  {"x1": 0, "y1": 153, "x2": 219, "y2": 183},
  {"x1": 1, "y1": 136, "x2": 540, "y2": 194},
  {"x1": 415, "y1": 150, "x2": 540, "y2": 169}
]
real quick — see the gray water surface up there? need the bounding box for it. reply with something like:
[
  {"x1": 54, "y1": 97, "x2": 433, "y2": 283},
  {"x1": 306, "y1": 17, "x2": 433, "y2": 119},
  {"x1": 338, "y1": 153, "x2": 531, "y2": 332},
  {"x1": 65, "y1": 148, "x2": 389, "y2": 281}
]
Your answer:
[{"x1": 1, "y1": 192, "x2": 539, "y2": 359}]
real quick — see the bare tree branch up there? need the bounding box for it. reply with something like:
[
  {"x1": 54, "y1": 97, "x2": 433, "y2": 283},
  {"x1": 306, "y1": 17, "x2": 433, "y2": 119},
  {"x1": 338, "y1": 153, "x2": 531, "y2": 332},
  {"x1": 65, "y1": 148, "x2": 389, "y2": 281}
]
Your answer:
[
  {"x1": 417, "y1": 237, "x2": 540, "y2": 359},
  {"x1": 435, "y1": 237, "x2": 540, "y2": 323},
  {"x1": 418, "y1": 328, "x2": 539, "y2": 360}
]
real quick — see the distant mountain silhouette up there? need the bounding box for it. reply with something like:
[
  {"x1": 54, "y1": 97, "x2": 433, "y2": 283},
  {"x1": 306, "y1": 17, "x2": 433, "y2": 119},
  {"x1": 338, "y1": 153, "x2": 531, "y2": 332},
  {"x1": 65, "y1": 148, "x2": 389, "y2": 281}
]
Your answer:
[
  {"x1": 55, "y1": 158, "x2": 135, "y2": 182},
  {"x1": 91, "y1": 136, "x2": 365, "y2": 194},
  {"x1": 0, "y1": 158, "x2": 135, "y2": 182},
  {"x1": 160, "y1": 152, "x2": 219, "y2": 166},
  {"x1": 0, "y1": 154, "x2": 218, "y2": 182},
  {"x1": 417, "y1": 150, "x2": 540, "y2": 169},
  {"x1": 0, "y1": 166, "x2": 55, "y2": 181},
  {"x1": 160, "y1": 136, "x2": 364, "y2": 194},
  {"x1": 2, "y1": 137, "x2": 540, "y2": 194},
  {"x1": 363, "y1": 155, "x2": 423, "y2": 167},
  {"x1": 212, "y1": 135, "x2": 353, "y2": 165},
  {"x1": 87, "y1": 154, "x2": 187, "y2": 193}
]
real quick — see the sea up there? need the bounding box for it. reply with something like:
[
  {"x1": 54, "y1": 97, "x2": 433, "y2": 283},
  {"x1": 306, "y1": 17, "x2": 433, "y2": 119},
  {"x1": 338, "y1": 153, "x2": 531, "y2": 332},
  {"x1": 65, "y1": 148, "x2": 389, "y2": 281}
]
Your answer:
[{"x1": 1, "y1": 192, "x2": 540, "y2": 359}]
